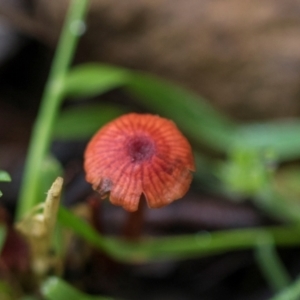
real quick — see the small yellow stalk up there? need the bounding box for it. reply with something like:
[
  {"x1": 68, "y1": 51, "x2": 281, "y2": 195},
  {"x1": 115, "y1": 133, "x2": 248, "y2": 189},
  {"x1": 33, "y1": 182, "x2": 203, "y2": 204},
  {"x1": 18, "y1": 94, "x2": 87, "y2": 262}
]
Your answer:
[{"x1": 15, "y1": 177, "x2": 63, "y2": 278}]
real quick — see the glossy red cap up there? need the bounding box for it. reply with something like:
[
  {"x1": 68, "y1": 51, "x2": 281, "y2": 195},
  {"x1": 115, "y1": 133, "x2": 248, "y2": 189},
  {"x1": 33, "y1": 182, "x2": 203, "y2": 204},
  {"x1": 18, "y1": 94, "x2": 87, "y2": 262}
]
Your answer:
[{"x1": 84, "y1": 113, "x2": 195, "y2": 212}]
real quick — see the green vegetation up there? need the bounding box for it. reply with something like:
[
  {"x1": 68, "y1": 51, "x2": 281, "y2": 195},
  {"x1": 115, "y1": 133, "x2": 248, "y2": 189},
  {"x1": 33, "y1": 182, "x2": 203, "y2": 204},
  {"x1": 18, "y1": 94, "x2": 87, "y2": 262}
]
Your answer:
[{"x1": 0, "y1": 0, "x2": 299, "y2": 299}]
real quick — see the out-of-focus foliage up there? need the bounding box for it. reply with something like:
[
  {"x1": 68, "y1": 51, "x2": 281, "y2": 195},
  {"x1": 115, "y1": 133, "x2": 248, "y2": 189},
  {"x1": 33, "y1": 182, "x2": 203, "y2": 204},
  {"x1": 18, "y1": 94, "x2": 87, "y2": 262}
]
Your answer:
[
  {"x1": 0, "y1": 171, "x2": 11, "y2": 198},
  {"x1": 13, "y1": 0, "x2": 300, "y2": 299},
  {"x1": 42, "y1": 277, "x2": 113, "y2": 300}
]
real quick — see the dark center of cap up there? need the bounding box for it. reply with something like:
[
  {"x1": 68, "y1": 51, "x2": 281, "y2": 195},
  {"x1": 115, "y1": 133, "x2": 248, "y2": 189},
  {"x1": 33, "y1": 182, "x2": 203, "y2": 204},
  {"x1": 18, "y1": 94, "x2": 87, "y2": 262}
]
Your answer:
[{"x1": 127, "y1": 135, "x2": 155, "y2": 163}]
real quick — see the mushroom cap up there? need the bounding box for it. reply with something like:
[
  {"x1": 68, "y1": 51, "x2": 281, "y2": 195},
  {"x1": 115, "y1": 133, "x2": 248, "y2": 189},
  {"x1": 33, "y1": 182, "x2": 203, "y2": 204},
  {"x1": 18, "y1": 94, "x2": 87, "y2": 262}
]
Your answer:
[{"x1": 84, "y1": 113, "x2": 195, "y2": 212}]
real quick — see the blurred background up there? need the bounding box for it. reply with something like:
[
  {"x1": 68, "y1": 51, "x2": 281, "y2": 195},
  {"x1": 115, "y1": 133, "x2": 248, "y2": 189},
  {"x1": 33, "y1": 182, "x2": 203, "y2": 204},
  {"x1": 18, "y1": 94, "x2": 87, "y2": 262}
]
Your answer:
[{"x1": 1, "y1": 0, "x2": 300, "y2": 299}]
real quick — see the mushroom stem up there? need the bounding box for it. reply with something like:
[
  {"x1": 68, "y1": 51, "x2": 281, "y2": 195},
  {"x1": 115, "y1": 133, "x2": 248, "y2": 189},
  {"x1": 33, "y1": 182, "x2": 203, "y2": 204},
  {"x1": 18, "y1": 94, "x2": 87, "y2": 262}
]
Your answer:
[
  {"x1": 88, "y1": 196, "x2": 103, "y2": 234},
  {"x1": 122, "y1": 196, "x2": 146, "y2": 240}
]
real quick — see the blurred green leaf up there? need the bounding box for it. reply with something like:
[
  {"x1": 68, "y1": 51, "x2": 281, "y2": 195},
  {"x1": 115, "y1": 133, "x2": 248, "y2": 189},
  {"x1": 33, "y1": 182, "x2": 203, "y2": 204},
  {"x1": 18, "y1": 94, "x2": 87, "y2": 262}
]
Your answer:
[
  {"x1": 57, "y1": 207, "x2": 129, "y2": 261},
  {"x1": 234, "y1": 120, "x2": 300, "y2": 161},
  {"x1": 42, "y1": 277, "x2": 114, "y2": 300},
  {"x1": 0, "y1": 171, "x2": 10, "y2": 182},
  {"x1": 37, "y1": 156, "x2": 63, "y2": 203},
  {"x1": 0, "y1": 280, "x2": 15, "y2": 300},
  {"x1": 255, "y1": 233, "x2": 291, "y2": 292},
  {"x1": 218, "y1": 148, "x2": 274, "y2": 198},
  {"x1": 53, "y1": 104, "x2": 125, "y2": 140},
  {"x1": 64, "y1": 63, "x2": 237, "y2": 151},
  {"x1": 63, "y1": 63, "x2": 300, "y2": 160},
  {"x1": 63, "y1": 64, "x2": 129, "y2": 98},
  {"x1": 271, "y1": 276, "x2": 300, "y2": 300},
  {"x1": 217, "y1": 148, "x2": 300, "y2": 222},
  {"x1": 125, "y1": 72, "x2": 236, "y2": 151},
  {"x1": 0, "y1": 171, "x2": 11, "y2": 198},
  {"x1": 58, "y1": 207, "x2": 300, "y2": 263}
]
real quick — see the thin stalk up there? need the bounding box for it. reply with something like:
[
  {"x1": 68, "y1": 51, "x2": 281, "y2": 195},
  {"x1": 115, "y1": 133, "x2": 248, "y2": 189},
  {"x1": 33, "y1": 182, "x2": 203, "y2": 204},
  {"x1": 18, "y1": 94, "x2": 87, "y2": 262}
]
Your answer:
[
  {"x1": 16, "y1": 0, "x2": 89, "y2": 220},
  {"x1": 255, "y1": 233, "x2": 291, "y2": 292},
  {"x1": 123, "y1": 196, "x2": 146, "y2": 239},
  {"x1": 58, "y1": 207, "x2": 300, "y2": 263},
  {"x1": 127, "y1": 224, "x2": 300, "y2": 262},
  {"x1": 271, "y1": 276, "x2": 300, "y2": 300}
]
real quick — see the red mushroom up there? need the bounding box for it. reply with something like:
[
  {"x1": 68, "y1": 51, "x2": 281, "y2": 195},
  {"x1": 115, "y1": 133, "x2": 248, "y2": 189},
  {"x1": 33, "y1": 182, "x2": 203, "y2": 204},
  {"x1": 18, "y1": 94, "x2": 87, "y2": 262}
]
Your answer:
[{"x1": 84, "y1": 113, "x2": 195, "y2": 212}]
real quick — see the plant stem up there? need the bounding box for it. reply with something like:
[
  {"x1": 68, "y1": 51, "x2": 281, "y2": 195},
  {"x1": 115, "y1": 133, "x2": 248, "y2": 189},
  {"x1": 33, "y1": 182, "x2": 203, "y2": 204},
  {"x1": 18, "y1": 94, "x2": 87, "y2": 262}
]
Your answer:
[
  {"x1": 16, "y1": 0, "x2": 89, "y2": 221},
  {"x1": 271, "y1": 276, "x2": 300, "y2": 300},
  {"x1": 58, "y1": 207, "x2": 300, "y2": 263},
  {"x1": 255, "y1": 232, "x2": 291, "y2": 292},
  {"x1": 127, "y1": 224, "x2": 300, "y2": 262}
]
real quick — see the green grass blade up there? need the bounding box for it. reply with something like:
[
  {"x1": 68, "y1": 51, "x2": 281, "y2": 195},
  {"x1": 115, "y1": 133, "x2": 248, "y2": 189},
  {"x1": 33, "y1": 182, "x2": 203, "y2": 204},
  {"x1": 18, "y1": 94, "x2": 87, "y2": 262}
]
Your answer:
[
  {"x1": 42, "y1": 277, "x2": 114, "y2": 300},
  {"x1": 16, "y1": 0, "x2": 89, "y2": 221},
  {"x1": 255, "y1": 233, "x2": 291, "y2": 292},
  {"x1": 62, "y1": 63, "x2": 237, "y2": 151},
  {"x1": 58, "y1": 207, "x2": 300, "y2": 263},
  {"x1": 270, "y1": 276, "x2": 300, "y2": 300},
  {"x1": 58, "y1": 207, "x2": 107, "y2": 249},
  {"x1": 125, "y1": 72, "x2": 236, "y2": 151},
  {"x1": 0, "y1": 171, "x2": 11, "y2": 182},
  {"x1": 0, "y1": 171, "x2": 10, "y2": 197},
  {"x1": 234, "y1": 120, "x2": 300, "y2": 161},
  {"x1": 53, "y1": 104, "x2": 125, "y2": 140},
  {"x1": 63, "y1": 64, "x2": 129, "y2": 98}
]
